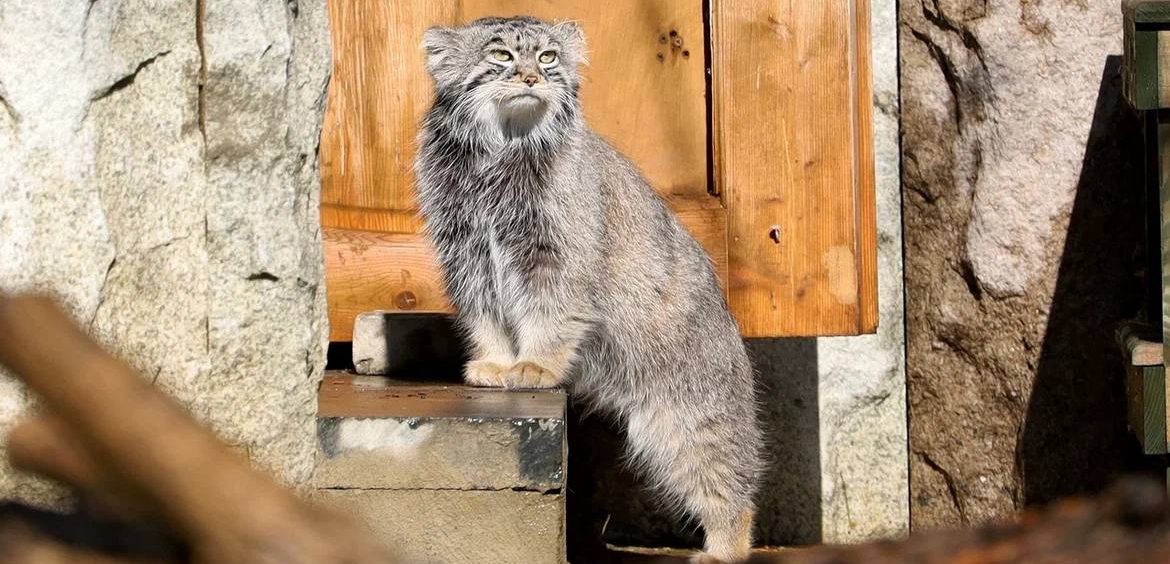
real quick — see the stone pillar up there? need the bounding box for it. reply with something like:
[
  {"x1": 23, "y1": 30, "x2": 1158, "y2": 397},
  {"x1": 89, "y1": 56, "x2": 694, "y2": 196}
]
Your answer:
[
  {"x1": 751, "y1": 0, "x2": 908, "y2": 544},
  {"x1": 0, "y1": 0, "x2": 331, "y2": 502},
  {"x1": 902, "y1": 0, "x2": 1144, "y2": 528}
]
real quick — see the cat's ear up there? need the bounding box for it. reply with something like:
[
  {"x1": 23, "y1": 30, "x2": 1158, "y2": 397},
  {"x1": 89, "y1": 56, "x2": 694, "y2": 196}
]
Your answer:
[
  {"x1": 422, "y1": 26, "x2": 462, "y2": 81},
  {"x1": 552, "y1": 20, "x2": 587, "y2": 65}
]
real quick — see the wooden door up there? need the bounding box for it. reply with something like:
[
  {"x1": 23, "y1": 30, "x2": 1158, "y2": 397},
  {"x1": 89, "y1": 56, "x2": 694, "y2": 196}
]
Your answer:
[{"x1": 321, "y1": 0, "x2": 875, "y2": 340}]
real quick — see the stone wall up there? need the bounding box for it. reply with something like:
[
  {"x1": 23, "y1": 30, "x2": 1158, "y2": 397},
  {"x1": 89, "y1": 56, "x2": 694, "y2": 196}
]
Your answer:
[
  {"x1": 0, "y1": 0, "x2": 331, "y2": 500},
  {"x1": 901, "y1": 0, "x2": 1148, "y2": 528},
  {"x1": 569, "y1": 0, "x2": 908, "y2": 548}
]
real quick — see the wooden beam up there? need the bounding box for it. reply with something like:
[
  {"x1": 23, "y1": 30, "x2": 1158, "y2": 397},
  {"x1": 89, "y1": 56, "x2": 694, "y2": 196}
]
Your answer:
[
  {"x1": 319, "y1": 372, "x2": 566, "y2": 419},
  {"x1": 324, "y1": 202, "x2": 729, "y2": 342}
]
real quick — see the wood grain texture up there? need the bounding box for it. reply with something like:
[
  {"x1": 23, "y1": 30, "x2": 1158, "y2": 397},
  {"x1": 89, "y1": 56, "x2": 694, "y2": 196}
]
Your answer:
[
  {"x1": 324, "y1": 204, "x2": 728, "y2": 342},
  {"x1": 319, "y1": 372, "x2": 566, "y2": 419},
  {"x1": 712, "y1": 0, "x2": 877, "y2": 337},
  {"x1": 320, "y1": 0, "x2": 457, "y2": 226},
  {"x1": 324, "y1": 228, "x2": 451, "y2": 342},
  {"x1": 321, "y1": 0, "x2": 879, "y2": 339},
  {"x1": 321, "y1": 0, "x2": 712, "y2": 233},
  {"x1": 852, "y1": 0, "x2": 878, "y2": 333},
  {"x1": 1162, "y1": 120, "x2": 1170, "y2": 430}
]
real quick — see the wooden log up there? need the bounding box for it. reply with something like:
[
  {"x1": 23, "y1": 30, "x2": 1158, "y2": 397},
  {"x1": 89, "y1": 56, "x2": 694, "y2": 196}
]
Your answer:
[{"x1": 0, "y1": 294, "x2": 395, "y2": 564}]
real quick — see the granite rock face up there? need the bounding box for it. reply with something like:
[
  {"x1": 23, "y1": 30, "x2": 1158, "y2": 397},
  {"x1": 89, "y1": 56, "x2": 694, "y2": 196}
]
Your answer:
[
  {"x1": 902, "y1": 0, "x2": 1147, "y2": 529},
  {"x1": 0, "y1": 0, "x2": 331, "y2": 501}
]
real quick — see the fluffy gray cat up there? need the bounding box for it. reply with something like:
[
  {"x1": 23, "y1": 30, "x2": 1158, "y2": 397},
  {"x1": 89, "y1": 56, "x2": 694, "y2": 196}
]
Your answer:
[{"x1": 414, "y1": 16, "x2": 762, "y2": 563}]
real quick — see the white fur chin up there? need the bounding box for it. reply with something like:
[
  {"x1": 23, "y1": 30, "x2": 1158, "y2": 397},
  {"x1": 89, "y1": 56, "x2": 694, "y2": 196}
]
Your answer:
[{"x1": 497, "y1": 96, "x2": 548, "y2": 139}]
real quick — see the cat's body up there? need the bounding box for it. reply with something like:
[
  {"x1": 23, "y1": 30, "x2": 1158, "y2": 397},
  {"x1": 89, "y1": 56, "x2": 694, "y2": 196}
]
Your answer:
[{"x1": 415, "y1": 16, "x2": 762, "y2": 563}]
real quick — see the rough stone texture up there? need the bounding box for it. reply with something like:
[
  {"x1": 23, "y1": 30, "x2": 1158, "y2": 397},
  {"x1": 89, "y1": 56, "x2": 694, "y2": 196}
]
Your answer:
[
  {"x1": 0, "y1": 0, "x2": 331, "y2": 500},
  {"x1": 315, "y1": 417, "x2": 565, "y2": 492},
  {"x1": 902, "y1": 0, "x2": 1149, "y2": 529},
  {"x1": 812, "y1": 0, "x2": 907, "y2": 543},
  {"x1": 316, "y1": 488, "x2": 565, "y2": 564},
  {"x1": 568, "y1": 0, "x2": 907, "y2": 549}
]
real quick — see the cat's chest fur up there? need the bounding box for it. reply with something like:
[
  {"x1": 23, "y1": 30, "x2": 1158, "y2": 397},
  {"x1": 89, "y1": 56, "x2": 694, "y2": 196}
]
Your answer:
[{"x1": 419, "y1": 137, "x2": 568, "y2": 312}]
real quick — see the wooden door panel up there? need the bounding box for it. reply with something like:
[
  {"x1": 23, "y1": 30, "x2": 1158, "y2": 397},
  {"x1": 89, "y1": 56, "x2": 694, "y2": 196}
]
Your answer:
[
  {"x1": 321, "y1": 1, "x2": 458, "y2": 232},
  {"x1": 712, "y1": 0, "x2": 876, "y2": 336},
  {"x1": 320, "y1": 0, "x2": 878, "y2": 340},
  {"x1": 321, "y1": 0, "x2": 713, "y2": 234}
]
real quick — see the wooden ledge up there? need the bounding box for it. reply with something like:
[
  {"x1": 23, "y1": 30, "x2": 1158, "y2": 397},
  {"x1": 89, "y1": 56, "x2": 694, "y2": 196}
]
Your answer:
[
  {"x1": 318, "y1": 371, "x2": 566, "y2": 420},
  {"x1": 1118, "y1": 322, "x2": 1163, "y2": 367}
]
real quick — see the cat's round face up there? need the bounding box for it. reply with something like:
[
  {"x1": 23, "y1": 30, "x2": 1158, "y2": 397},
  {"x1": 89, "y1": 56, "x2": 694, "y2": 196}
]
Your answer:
[{"x1": 423, "y1": 17, "x2": 586, "y2": 141}]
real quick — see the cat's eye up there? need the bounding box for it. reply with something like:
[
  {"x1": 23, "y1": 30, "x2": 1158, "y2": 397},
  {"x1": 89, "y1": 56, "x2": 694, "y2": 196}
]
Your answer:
[
  {"x1": 538, "y1": 51, "x2": 558, "y2": 64},
  {"x1": 490, "y1": 50, "x2": 513, "y2": 62}
]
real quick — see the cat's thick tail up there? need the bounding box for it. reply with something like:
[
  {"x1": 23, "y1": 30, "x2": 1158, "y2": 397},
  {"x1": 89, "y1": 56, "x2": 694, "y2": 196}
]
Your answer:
[
  {"x1": 691, "y1": 509, "x2": 754, "y2": 563},
  {"x1": 625, "y1": 402, "x2": 762, "y2": 564}
]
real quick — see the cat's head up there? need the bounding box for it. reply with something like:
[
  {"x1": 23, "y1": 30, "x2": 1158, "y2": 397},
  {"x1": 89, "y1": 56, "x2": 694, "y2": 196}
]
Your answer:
[{"x1": 422, "y1": 16, "x2": 586, "y2": 140}]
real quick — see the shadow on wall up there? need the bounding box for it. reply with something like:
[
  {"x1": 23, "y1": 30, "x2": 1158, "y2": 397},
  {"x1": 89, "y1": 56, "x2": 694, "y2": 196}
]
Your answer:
[
  {"x1": 1019, "y1": 55, "x2": 1155, "y2": 505},
  {"x1": 567, "y1": 338, "x2": 821, "y2": 558}
]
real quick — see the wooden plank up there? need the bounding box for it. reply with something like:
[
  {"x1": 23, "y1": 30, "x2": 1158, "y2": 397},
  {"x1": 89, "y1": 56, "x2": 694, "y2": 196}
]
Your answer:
[
  {"x1": 1155, "y1": 119, "x2": 1165, "y2": 435},
  {"x1": 321, "y1": 0, "x2": 714, "y2": 233},
  {"x1": 712, "y1": 0, "x2": 877, "y2": 337},
  {"x1": 320, "y1": 204, "x2": 424, "y2": 235},
  {"x1": 1119, "y1": 322, "x2": 1164, "y2": 367},
  {"x1": 1124, "y1": 6, "x2": 1159, "y2": 109},
  {"x1": 1124, "y1": 1, "x2": 1170, "y2": 109},
  {"x1": 320, "y1": 0, "x2": 458, "y2": 228},
  {"x1": 852, "y1": 0, "x2": 878, "y2": 333},
  {"x1": 324, "y1": 202, "x2": 729, "y2": 342},
  {"x1": 318, "y1": 371, "x2": 566, "y2": 419},
  {"x1": 324, "y1": 228, "x2": 451, "y2": 342},
  {"x1": 1130, "y1": 0, "x2": 1170, "y2": 24},
  {"x1": 1126, "y1": 363, "x2": 1168, "y2": 455}
]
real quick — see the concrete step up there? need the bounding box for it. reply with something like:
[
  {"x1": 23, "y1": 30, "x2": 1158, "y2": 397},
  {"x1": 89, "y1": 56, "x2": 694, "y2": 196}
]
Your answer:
[{"x1": 313, "y1": 372, "x2": 567, "y2": 564}]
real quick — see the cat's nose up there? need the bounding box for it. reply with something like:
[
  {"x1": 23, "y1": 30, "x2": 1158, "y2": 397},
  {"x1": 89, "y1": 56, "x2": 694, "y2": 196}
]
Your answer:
[{"x1": 522, "y1": 74, "x2": 539, "y2": 86}]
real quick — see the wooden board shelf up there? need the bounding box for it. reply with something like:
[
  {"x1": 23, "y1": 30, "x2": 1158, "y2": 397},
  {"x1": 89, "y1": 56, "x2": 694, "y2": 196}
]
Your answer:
[{"x1": 319, "y1": 371, "x2": 566, "y2": 420}]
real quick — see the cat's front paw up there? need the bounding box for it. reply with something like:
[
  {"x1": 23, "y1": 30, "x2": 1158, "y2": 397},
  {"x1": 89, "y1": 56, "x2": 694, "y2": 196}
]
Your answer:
[
  {"x1": 502, "y1": 361, "x2": 563, "y2": 389},
  {"x1": 464, "y1": 360, "x2": 508, "y2": 387}
]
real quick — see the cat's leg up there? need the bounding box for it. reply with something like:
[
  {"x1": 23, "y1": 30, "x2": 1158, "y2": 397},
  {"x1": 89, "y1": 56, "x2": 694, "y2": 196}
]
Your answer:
[
  {"x1": 462, "y1": 315, "x2": 514, "y2": 387},
  {"x1": 503, "y1": 313, "x2": 588, "y2": 389},
  {"x1": 625, "y1": 406, "x2": 759, "y2": 564}
]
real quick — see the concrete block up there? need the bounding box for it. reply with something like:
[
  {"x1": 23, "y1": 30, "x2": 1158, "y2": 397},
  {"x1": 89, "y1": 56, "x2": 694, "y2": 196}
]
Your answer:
[
  {"x1": 316, "y1": 417, "x2": 564, "y2": 491},
  {"x1": 315, "y1": 489, "x2": 565, "y2": 564},
  {"x1": 315, "y1": 372, "x2": 566, "y2": 562}
]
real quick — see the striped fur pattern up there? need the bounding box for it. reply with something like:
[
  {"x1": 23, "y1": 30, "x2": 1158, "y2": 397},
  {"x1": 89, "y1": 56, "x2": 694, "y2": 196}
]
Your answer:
[{"x1": 414, "y1": 16, "x2": 762, "y2": 563}]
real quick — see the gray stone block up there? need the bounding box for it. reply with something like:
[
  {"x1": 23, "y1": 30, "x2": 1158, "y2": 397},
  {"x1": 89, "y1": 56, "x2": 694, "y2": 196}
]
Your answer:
[
  {"x1": 315, "y1": 417, "x2": 564, "y2": 492},
  {"x1": 315, "y1": 373, "x2": 566, "y2": 562},
  {"x1": 315, "y1": 489, "x2": 565, "y2": 564}
]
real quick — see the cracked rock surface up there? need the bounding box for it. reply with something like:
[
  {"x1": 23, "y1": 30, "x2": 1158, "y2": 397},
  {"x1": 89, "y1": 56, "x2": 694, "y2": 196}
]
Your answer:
[
  {"x1": 0, "y1": 0, "x2": 331, "y2": 503},
  {"x1": 902, "y1": 0, "x2": 1147, "y2": 529}
]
